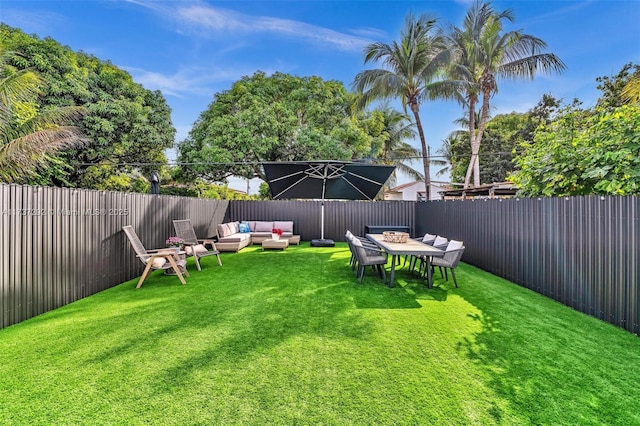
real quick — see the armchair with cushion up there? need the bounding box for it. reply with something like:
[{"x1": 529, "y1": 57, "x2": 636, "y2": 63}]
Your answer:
[
  {"x1": 122, "y1": 225, "x2": 189, "y2": 288},
  {"x1": 173, "y1": 219, "x2": 222, "y2": 270}
]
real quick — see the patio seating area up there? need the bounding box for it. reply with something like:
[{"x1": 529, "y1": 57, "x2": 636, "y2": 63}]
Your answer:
[{"x1": 1, "y1": 243, "x2": 638, "y2": 425}]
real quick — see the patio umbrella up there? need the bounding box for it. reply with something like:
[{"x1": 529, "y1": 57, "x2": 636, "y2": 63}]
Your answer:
[{"x1": 263, "y1": 161, "x2": 395, "y2": 246}]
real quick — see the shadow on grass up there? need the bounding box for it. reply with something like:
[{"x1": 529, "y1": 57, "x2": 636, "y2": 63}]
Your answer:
[{"x1": 449, "y1": 262, "x2": 640, "y2": 424}]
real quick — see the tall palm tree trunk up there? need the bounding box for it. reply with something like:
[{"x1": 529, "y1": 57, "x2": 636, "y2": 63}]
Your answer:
[
  {"x1": 411, "y1": 103, "x2": 431, "y2": 200},
  {"x1": 463, "y1": 97, "x2": 478, "y2": 188}
]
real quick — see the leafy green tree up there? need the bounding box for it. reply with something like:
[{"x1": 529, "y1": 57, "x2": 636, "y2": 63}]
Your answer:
[
  {"x1": 352, "y1": 13, "x2": 459, "y2": 199},
  {"x1": 0, "y1": 44, "x2": 86, "y2": 183},
  {"x1": 439, "y1": 94, "x2": 559, "y2": 184},
  {"x1": 1, "y1": 24, "x2": 175, "y2": 190},
  {"x1": 510, "y1": 103, "x2": 640, "y2": 196},
  {"x1": 179, "y1": 71, "x2": 370, "y2": 182},
  {"x1": 446, "y1": 1, "x2": 565, "y2": 189}
]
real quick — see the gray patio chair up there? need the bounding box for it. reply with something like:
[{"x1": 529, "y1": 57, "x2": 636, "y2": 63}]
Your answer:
[
  {"x1": 345, "y1": 230, "x2": 378, "y2": 272},
  {"x1": 351, "y1": 237, "x2": 387, "y2": 284},
  {"x1": 122, "y1": 225, "x2": 189, "y2": 288},
  {"x1": 402, "y1": 233, "x2": 438, "y2": 271},
  {"x1": 173, "y1": 219, "x2": 222, "y2": 270},
  {"x1": 431, "y1": 240, "x2": 465, "y2": 288}
]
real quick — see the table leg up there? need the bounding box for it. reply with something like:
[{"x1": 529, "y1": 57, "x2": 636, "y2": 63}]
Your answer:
[
  {"x1": 388, "y1": 255, "x2": 397, "y2": 288},
  {"x1": 426, "y1": 256, "x2": 433, "y2": 289}
]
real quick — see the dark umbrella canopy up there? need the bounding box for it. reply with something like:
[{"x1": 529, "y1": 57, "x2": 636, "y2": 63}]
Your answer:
[{"x1": 263, "y1": 161, "x2": 395, "y2": 201}]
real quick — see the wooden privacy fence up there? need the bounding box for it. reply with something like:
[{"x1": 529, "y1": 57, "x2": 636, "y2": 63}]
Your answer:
[
  {"x1": 1, "y1": 183, "x2": 638, "y2": 335},
  {"x1": 415, "y1": 196, "x2": 639, "y2": 335}
]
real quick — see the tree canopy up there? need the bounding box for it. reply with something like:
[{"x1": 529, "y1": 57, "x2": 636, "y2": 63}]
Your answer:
[
  {"x1": 1, "y1": 24, "x2": 175, "y2": 191},
  {"x1": 178, "y1": 71, "x2": 374, "y2": 182},
  {"x1": 510, "y1": 102, "x2": 640, "y2": 197},
  {"x1": 0, "y1": 44, "x2": 86, "y2": 183}
]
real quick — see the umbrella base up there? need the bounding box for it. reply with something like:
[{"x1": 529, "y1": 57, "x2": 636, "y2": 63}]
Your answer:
[{"x1": 311, "y1": 239, "x2": 335, "y2": 247}]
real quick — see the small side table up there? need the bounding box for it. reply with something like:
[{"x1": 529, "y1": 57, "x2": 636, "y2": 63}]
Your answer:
[{"x1": 262, "y1": 238, "x2": 289, "y2": 250}]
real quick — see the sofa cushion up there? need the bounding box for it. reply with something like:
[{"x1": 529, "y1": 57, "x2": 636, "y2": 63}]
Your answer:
[
  {"x1": 219, "y1": 233, "x2": 252, "y2": 243},
  {"x1": 250, "y1": 231, "x2": 273, "y2": 237},
  {"x1": 255, "y1": 221, "x2": 273, "y2": 232},
  {"x1": 273, "y1": 221, "x2": 293, "y2": 233},
  {"x1": 230, "y1": 221, "x2": 240, "y2": 234},
  {"x1": 239, "y1": 222, "x2": 250, "y2": 233},
  {"x1": 248, "y1": 221, "x2": 256, "y2": 232},
  {"x1": 217, "y1": 223, "x2": 232, "y2": 238}
]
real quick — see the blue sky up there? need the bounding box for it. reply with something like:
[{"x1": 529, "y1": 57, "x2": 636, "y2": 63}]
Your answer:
[{"x1": 3, "y1": 0, "x2": 640, "y2": 190}]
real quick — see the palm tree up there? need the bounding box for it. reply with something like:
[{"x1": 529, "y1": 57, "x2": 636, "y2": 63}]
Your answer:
[
  {"x1": 0, "y1": 48, "x2": 86, "y2": 183},
  {"x1": 352, "y1": 13, "x2": 460, "y2": 200},
  {"x1": 621, "y1": 74, "x2": 640, "y2": 104},
  {"x1": 374, "y1": 106, "x2": 423, "y2": 188},
  {"x1": 447, "y1": 1, "x2": 566, "y2": 188}
]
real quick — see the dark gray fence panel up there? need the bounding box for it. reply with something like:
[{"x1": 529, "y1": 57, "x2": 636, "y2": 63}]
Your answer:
[
  {"x1": 225, "y1": 200, "x2": 415, "y2": 241},
  {"x1": 415, "y1": 196, "x2": 639, "y2": 335},
  {"x1": 3, "y1": 186, "x2": 638, "y2": 335},
  {"x1": 0, "y1": 184, "x2": 228, "y2": 329}
]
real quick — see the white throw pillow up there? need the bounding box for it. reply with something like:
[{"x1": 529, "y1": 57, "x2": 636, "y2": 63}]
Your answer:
[
  {"x1": 446, "y1": 240, "x2": 463, "y2": 251},
  {"x1": 422, "y1": 233, "x2": 436, "y2": 242},
  {"x1": 434, "y1": 236, "x2": 448, "y2": 247}
]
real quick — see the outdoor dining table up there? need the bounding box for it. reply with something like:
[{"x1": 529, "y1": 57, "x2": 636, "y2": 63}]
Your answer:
[{"x1": 366, "y1": 233, "x2": 445, "y2": 289}]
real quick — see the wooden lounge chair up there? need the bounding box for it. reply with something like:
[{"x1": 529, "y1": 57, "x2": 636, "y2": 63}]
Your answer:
[
  {"x1": 173, "y1": 219, "x2": 222, "y2": 270},
  {"x1": 122, "y1": 225, "x2": 189, "y2": 288}
]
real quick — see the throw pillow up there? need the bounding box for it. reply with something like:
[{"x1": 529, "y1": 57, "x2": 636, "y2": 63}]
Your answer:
[
  {"x1": 446, "y1": 240, "x2": 463, "y2": 251},
  {"x1": 239, "y1": 222, "x2": 250, "y2": 233}
]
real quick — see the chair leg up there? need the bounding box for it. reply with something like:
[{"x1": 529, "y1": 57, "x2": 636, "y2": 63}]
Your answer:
[
  {"x1": 358, "y1": 266, "x2": 365, "y2": 284},
  {"x1": 194, "y1": 255, "x2": 202, "y2": 271},
  {"x1": 451, "y1": 269, "x2": 458, "y2": 288},
  {"x1": 216, "y1": 253, "x2": 222, "y2": 266},
  {"x1": 136, "y1": 261, "x2": 154, "y2": 288}
]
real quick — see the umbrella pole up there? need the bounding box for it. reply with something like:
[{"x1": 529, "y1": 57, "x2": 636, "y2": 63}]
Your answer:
[
  {"x1": 311, "y1": 200, "x2": 334, "y2": 247},
  {"x1": 320, "y1": 201, "x2": 325, "y2": 240}
]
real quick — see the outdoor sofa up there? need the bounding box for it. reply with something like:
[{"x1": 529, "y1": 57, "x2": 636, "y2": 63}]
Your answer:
[{"x1": 216, "y1": 220, "x2": 299, "y2": 252}]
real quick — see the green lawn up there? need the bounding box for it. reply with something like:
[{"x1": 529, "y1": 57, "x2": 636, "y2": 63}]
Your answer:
[{"x1": 1, "y1": 243, "x2": 638, "y2": 425}]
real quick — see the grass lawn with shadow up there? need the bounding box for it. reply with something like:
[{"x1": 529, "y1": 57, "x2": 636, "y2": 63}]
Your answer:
[{"x1": 0, "y1": 243, "x2": 638, "y2": 425}]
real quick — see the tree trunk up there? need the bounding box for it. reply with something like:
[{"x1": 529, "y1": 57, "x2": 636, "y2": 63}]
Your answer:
[
  {"x1": 463, "y1": 97, "x2": 477, "y2": 188},
  {"x1": 473, "y1": 88, "x2": 492, "y2": 187},
  {"x1": 410, "y1": 102, "x2": 430, "y2": 200}
]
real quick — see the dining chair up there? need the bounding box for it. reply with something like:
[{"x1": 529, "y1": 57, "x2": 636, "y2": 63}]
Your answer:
[
  {"x1": 351, "y1": 237, "x2": 387, "y2": 284},
  {"x1": 431, "y1": 240, "x2": 465, "y2": 287}
]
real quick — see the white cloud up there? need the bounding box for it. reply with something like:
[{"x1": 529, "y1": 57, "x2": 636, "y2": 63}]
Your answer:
[
  {"x1": 122, "y1": 65, "x2": 246, "y2": 97},
  {"x1": 122, "y1": 64, "x2": 291, "y2": 98},
  {"x1": 2, "y1": 9, "x2": 68, "y2": 34},
  {"x1": 128, "y1": 0, "x2": 372, "y2": 52}
]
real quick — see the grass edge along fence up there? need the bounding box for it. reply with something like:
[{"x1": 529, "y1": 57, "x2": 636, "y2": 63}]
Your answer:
[
  {"x1": 1, "y1": 184, "x2": 228, "y2": 329},
  {"x1": 415, "y1": 196, "x2": 639, "y2": 336},
  {"x1": 1, "y1": 183, "x2": 638, "y2": 335}
]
